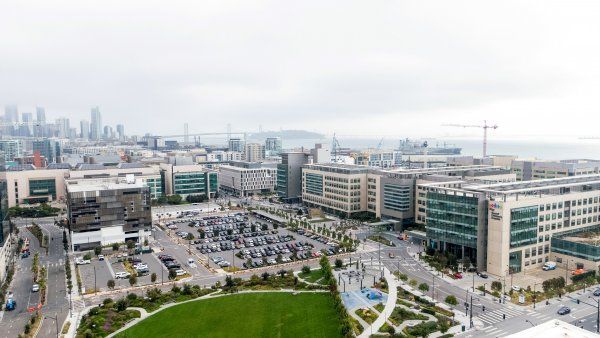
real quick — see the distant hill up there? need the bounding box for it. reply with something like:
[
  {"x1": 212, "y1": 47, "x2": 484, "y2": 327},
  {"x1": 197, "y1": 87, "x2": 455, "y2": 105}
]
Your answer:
[{"x1": 247, "y1": 130, "x2": 325, "y2": 140}]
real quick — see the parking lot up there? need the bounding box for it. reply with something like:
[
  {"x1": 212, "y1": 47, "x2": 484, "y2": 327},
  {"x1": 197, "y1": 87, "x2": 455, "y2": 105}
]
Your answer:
[
  {"x1": 77, "y1": 250, "x2": 172, "y2": 292},
  {"x1": 162, "y1": 211, "x2": 341, "y2": 270}
]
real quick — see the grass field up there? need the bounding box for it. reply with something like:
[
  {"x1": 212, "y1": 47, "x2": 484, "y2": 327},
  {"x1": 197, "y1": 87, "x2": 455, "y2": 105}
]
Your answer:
[{"x1": 116, "y1": 292, "x2": 343, "y2": 338}]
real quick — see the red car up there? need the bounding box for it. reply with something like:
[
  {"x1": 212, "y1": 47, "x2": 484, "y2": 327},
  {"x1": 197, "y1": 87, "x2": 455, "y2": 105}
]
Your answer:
[{"x1": 453, "y1": 272, "x2": 463, "y2": 279}]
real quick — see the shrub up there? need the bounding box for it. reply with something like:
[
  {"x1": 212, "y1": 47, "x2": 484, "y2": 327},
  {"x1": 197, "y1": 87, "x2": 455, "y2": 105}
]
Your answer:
[
  {"x1": 418, "y1": 283, "x2": 429, "y2": 292},
  {"x1": 334, "y1": 259, "x2": 343, "y2": 269},
  {"x1": 445, "y1": 295, "x2": 457, "y2": 305},
  {"x1": 301, "y1": 265, "x2": 311, "y2": 274},
  {"x1": 398, "y1": 273, "x2": 408, "y2": 281},
  {"x1": 409, "y1": 279, "x2": 418, "y2": 287},
  {"x1": 94, "y1": 246, "x2": 102, "y2": 256},
  {"x1": 151, "y1": 273, "x2": 157, "y2": 283},
  {"x1": 107, "y1": 279, "x2": 115, "y2": 290},
  {"x1": 491, "y1": 281, "x2": 502, "y2": 291}
]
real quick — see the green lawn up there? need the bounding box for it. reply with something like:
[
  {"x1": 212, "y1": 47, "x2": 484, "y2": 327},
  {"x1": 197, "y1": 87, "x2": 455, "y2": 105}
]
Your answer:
[
  {"x1": 298, "y1": 269, "x2": 326, "y2": 284},
  {"x1": 116, "y1": 292, "x2": 343, "y2": 338}
]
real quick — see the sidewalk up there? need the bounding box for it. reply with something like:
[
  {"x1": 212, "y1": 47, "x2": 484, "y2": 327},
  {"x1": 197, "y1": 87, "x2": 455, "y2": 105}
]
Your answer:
[{"x1": 357, "y1": 267, "x2": 398, "y2": 338}]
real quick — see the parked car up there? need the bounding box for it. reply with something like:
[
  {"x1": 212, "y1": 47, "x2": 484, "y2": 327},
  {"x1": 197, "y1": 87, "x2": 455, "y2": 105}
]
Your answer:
[
  {"x1": 98, "y1": 254, "x2": 105, "y2": 261},
  {"x1": 453, "y1": 272, "x2": 463, "y2": 279},
  {"x1": 175, "y1": 269, "x2": 187, "y2": 276},
  {"x1": 571, "y1": 269, "x2": 586, "y2": 276},
  {"x1": 75, "y1": 258, "x2": 91, "y2": 265},
  {"x1": 512, "y1": 285, "x2": 521, "y2": 292},
  {"x1": 593, "y1": 288, "x2": 600, "y2": 297},
  {"x1": 476, "y1": 272, "x2": 488, "y2": 279},
  {"x1": 31, "y1": 284, "x2": 40, "y2": 292},
  {"x1": 557, "y1": 306, "x2": 571, "y2": 315},
  {"x1": 115, "y1": 271, "x2": 131, "y2": 279}
]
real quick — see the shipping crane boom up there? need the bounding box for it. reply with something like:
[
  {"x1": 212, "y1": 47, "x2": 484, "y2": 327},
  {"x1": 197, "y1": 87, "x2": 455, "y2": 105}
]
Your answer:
[{"x1": 442, "y1": 120, "x2": 498, "y2": 157}]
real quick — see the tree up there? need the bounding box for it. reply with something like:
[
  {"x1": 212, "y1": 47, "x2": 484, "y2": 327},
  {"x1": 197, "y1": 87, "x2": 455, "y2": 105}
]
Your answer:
[
  {"x1": 107, "y1": 279, "x2": 115, "y2": 290},
  {"x1": 398, "y1": 273, "x2": 408, "y2": 282},
  {"x1": 112, "y1": 243, "x2": 120, "y2": 251},
  {"x1": 278, "y1": 269, "x2": 286, "y2": 278},
  {"x1": 62, "y1": 230, "x2": 68, "y2": 251},
  {"x1": 147, "y1": 288, "x2": 161, "y2": 301},
  {"x1": 334, "y1": 259, "x2": 343, "y2": 269},
  {"x1": 129, "y1": 275, "x2": 137, "y2": 287},
  {"x1": 418, "y1": 283, "x2": 429, "y2": 292},
  {"x1": 168, "y1": 269, "x2": 177, "y2": 280},
  {"x1": 445, "y1": 295, "x2": 458, "y2": 305},
  {"x1": 198, "y1": 230, "x2": 205, "y2": 239},
  {"x1": 261, "y1": 272, "x2": 270, "y2": 281},
  {"x1": 225, "y1": 275, "x2": 235, "y2": 288},
  {"x1": 491, "y1": 281, "x2": 502, "y2": 292},
  {"x1": 94, "y1": 246, "x2": 102, "y2": 256},
  {"x1": 126, "y1": 240, "x2": 136, "y2": 250},
  {"x1": 150, "y1": 273, "x2": 157, "y2": 283},
  {"x1": 83, "y1": 253, "x2": 92, "y2": 260},
  {"x1": 301, "y1": 265, "x2": 311, "y2": 274}
]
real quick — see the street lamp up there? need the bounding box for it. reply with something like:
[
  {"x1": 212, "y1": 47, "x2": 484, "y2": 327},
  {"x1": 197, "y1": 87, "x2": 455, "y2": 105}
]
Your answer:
[{"x1": 525, "y1": 319, "x2": 536, "y2": 327}]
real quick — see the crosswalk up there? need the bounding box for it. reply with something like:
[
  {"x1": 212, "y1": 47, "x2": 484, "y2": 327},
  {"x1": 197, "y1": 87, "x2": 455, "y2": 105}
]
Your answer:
[
  {"x1": 477, "y1": 306, "x2": 524, "y2": 325},
  {"x1": 526, "y1": 310, "x2": 552, "y2": 323},
  {"x1": 477, "y1": 325, "x2": 508, "y2": 337}
]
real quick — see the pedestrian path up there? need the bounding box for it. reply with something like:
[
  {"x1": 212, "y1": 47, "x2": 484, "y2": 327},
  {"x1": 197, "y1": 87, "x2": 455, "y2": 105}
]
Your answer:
[{"x1": 477, "y1": 306, "x2": 524, "y2": 325}]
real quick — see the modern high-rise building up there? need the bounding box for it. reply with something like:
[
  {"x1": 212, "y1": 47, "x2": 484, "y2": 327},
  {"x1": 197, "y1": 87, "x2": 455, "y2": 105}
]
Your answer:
[
  {"x1": 103, "y1": 125, "x2": 114, "y2": 140},
  {"x1": 80, "y1": 120, "x2": 90, "y2": 139},
  {"x1": 228, "y1": 138, "x2": 244, "y2": 152},
  {"x1": 265, "y1": 137, "x2": 282, "y2": 157},
  {"x1": 0, "y1": 157, "x2": 13, "y2": 282},
  {"x1": 32, "y1": 139, "x2": 61, "y2": 163},
  {"x1": 66, "y1": 176, "x2": 152, "y2": 250},
  {"x1": 116, "y1": 124, "x2": 125, "y2": 141},
  {"x1": 244, "y1": 143, "x2": 265, "y2": 162},
  {"x1": 90, "y1": 106, "x2": 102, "y2": 141},
  {"x1": 21, "y1": 113, "x2": 33, "y2": 136},
  {"x1": 160, "y1": 164, "x2": 218, "y2": 199},
  {"x1": 0, "y1": 140, "x2": 22, "y2": 162},
  {"x1": 277, "y1": 152, "x2": 312, "y2": 203}
]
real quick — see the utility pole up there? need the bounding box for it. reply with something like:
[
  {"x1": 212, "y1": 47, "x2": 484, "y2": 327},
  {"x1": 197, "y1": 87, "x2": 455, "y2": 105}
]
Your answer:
[
  {"x1": 469, "y1": 295, "x2": 473, "y2": 328},
  {"x1": 432, "y1": 276, "x2": 435, "y2": 301},
  {"x1": 94, "y1": 266, "x2": 97, "y2": 295}
]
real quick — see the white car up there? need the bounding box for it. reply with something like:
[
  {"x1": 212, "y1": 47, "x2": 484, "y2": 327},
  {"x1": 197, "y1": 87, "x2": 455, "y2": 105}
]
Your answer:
[
  {"x1": 133, "y1": 263, "x2": 148, "y2": 270},
  {"x1": 98, "y1": 255, "x2": 105, "y2": 261},
  {"x1": 175, "y1": 269, "x2": 187, "y2": 276},
  {"x1": 75, "y1": 258, "x2": 91, "y2": 265},
  {"x1": 512, "y1": 285, "x2": 521, "y2": 292},
  {"x1": 31, "y1": 284, "x2": 40, "y2": 292},
  {"x1": 115, "y1": 271, "x2": 131, "y2": 279}
]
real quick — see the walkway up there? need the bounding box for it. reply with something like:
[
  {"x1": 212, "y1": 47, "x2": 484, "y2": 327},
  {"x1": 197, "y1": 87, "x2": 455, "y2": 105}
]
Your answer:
[{"x1": 357, "y1": 266, "x2": 398, "y2": 338}]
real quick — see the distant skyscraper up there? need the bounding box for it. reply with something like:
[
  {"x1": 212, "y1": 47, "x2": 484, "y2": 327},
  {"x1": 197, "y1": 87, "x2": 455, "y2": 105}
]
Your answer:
[
  {"x1": 80, "y1": 120, "x2": 90, "y2": 139},
  {"x1": 244, "y1": 143, "x2": 266, "y2": 162},
  {"x1": 116, "y1": 124, "x2": 125, "y2": 141},
  {"x1": 32, "y1": 139, "x2": 60, "y2": 163},
  {"x1": 103, "y1": 125, "x2": 114, "y2": 140},
  {"x1": 56, "y1": 117, "x2": 70, "y2": 138},
  {"x1": 90, "y1": 106, "x2": 102, "y2": 141},
  {"x1": 4, "y1": 105, "x2": 18, "y2": 123},
  {"x1": 228, "y1": 138, "x2": 244, "y2": 152},
  {"x1": 21, "y1": 112, "x2": 33, "y2": 136},
  {"x1": 35, "y1": 107, "x2": 46, "y2": 124}
]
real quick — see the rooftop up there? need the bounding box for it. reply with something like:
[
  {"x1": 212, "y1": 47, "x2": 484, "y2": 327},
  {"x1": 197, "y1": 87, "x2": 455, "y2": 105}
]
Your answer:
[
  {"x1": 66, "y1": 177, "x2": 146, "y2": 192},
  {"x1": 470, "y1": 174, "x2": 600, "y2": 195},
  {"x1": 506, "y1": 319, "x2": 596, "y2": 338}
]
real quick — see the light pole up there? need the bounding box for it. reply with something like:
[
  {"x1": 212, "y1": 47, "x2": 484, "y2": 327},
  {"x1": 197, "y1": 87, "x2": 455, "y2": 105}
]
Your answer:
[
  {"x1": 432, "y1": 275, "x2": 435, "y2": 301},
  {"x1": 525, "y1": 319, "x2": 535, "y2": 327},
  {"x1": 533, "y1": 283, "x2": 538, "y2": 309}
]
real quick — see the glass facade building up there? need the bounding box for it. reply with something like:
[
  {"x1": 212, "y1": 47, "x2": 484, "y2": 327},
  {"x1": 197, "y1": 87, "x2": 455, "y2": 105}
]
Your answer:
[
  {"x1": 29, "y1": 178, "x2": 57, "y2": 199},
  {"x1": 305, "y1": 173, "x2": 323, "y2": 196},
  {"x1": 382, "y1": 184, "x2": 411, "y2": 212},
  {"x1": 509, "y1": 206, "x2": 538, "y2": 248},
  {"x1": 551, "y1": 226, "x2": 600, "y2": 262},
  {"x1": 426, "y1": 192, "x2": 480, "y2": 249}
]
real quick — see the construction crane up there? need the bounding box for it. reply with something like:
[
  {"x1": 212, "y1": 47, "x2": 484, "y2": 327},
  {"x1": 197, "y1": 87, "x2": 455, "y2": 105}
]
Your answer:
[
  {"x1": 332, "y1": 133, "x2": 342, "y2": 163},
  {"x1": 376, "y1": 138, "x2": 384, "y2": 150},
  {"x1": 442, "y1": 120, "x2": 498, "y2": 157}
]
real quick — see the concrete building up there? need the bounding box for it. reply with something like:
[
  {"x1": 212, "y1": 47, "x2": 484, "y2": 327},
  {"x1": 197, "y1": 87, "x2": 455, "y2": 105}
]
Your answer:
[
  {"x1": 160, "y1": 164, "x2": 218, "y2": 199},
  {"x1": 244, "y1": 143, "x2": 265, "y2": 162},
  {"x1": 0, "y1": 167, "x2": 69, "y2": 206},
  {"x1": 116, "y1": 124, "x2": 125, "y2": 141},
  {"x1": 219, "y1": 162, "x2": 276, "y2": 197},
  {"x1": 0, "y1": 140, "x2": 22, "y2": 162},
  {"x1": 511, "y1": 159, "x2": 600, "y2": 181},
  {"x1": 310, "y1": 143, "x2": 331, "y2": 163},
  {"x1": 277, "y1": 152, "x2": 312, "y2": 203},
  {"x1": 0, "y1": 161, "x2": 14, "y2": 282},
  {"x1": 66, "y1": 176, "x2": 152, "y2": 250}
]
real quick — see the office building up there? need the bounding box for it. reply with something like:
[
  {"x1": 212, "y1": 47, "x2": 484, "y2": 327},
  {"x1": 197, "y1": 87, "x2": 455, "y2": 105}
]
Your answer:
[
  {"x1": 511, "y1": 159, "x2": 600, "y2": 181},
  {"x1": 90, "y1": 106, "x2": 102, "y2": 141},
  {"x1": 21, "y1": 112, "x2": 33, "y2": 136},
  {"x1": 219, "y1": 162, "x2": 276, "y2": 197},
  {"x1": 80, "y1": 120, "x2": 90, "y2": 139},
  {"x1": 4, "y1": 105, "x2": 18, "y2": 123},
  {"x1": 160, "y1": 164, "x2": 218, "y2": 199},
  {"x1": 228, "y1": 138, "x2": 244, "y2": 152},
  {"x1": 265, "y1": 137, "x2": 282, "y2": 157},
  {"x1": 0, "y1": 140, "x2": 22, "y2": 162},
  {"x1": 0, "y1": 167, "x2": 69, "y2": 206},
  {"x1": 70, "y1": 163, "x2": 163, "y2": 200},
  {"x1": 244, "y1": 143, "x2": 265, "y2": 162},
  {"x1": 277, "y1": 152, "x2": 312, "y2": 203},
  {"x1": 350, "y1": 149, "x2": 399, "y2": 168},
  {"x1": 0, "y1": 159, "x2": 13, "y2": 282},
  {"x1": 66, "y1": 176, "x2": 152, "y2": 250},
  {"x1": 32, "y1": 139, "x2": 61, "y2": 163},
  {"x1": 310, "y1": 143, "x2": 331, "y2": 164},
  {"x1": 36, "y1": 107, "x2": 46, "y2": 124}
]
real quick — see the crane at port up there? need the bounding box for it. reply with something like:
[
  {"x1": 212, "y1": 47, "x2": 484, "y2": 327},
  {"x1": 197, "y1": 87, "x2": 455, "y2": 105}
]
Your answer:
[
  {"x1": 376, "y1": 138, "x2": 384, "y2": 150},
  {"x1": 442, "y1": 120, "x2": 498, "y2": 158},
  {"x1": 332, "y1": 133, "x2": 342, "y2": 163}
]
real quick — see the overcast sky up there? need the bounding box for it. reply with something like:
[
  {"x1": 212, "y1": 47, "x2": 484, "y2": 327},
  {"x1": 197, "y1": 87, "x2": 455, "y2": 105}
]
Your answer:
[{"x1": 1, "y1": 1, "x2": 600, "y2": 140}]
